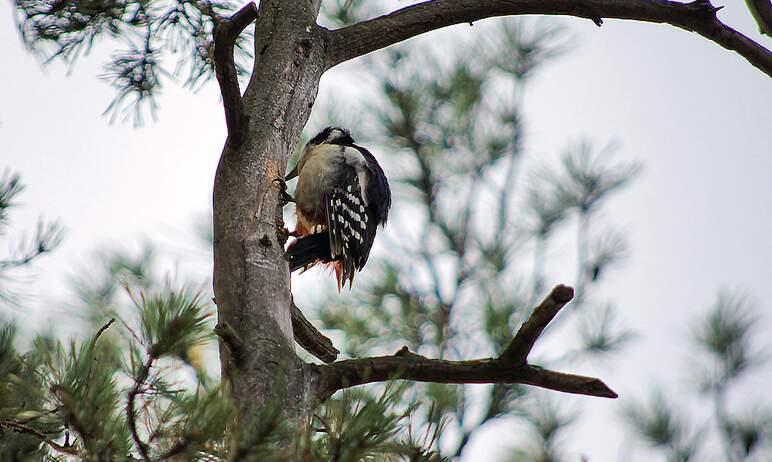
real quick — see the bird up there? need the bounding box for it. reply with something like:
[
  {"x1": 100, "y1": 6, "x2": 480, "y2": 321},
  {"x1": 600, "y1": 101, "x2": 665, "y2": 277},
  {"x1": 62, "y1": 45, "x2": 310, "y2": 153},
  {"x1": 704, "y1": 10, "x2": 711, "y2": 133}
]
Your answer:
[{"x1": 284, "y1": 127, "x2": 391, "y2": 289}]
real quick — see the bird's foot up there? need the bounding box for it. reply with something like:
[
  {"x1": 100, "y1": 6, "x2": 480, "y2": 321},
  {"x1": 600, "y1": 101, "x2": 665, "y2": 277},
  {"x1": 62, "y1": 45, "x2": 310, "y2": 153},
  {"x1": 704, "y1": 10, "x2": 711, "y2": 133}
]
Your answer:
[{"x1": 273, "y1": 178, "x2": 295, "y2": 206}]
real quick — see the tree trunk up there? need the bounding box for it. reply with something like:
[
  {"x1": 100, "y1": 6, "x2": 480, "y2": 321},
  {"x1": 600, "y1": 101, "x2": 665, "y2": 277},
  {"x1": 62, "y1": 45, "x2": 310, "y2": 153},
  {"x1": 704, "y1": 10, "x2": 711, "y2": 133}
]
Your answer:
[{"x1": 212, "y1": 0, "x2": 324, "y2": 420}]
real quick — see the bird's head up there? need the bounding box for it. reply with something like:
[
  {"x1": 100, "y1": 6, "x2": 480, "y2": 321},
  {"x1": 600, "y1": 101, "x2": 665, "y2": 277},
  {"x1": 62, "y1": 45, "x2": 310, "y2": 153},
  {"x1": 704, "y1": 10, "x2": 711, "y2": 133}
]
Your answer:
[
  {"x1": 307, "y1": 126, "x2": 355, "y2": 147},
  {"x1": 286, "y1": 127, "x2": 357, "y2": 181}
]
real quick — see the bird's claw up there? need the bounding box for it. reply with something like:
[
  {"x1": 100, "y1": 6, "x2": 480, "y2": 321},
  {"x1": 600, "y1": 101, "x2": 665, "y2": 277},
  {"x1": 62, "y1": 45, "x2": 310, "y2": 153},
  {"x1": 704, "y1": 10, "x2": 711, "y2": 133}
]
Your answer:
[{"x1": 273, "y1": 178, "x2": 295, "y2": 206}]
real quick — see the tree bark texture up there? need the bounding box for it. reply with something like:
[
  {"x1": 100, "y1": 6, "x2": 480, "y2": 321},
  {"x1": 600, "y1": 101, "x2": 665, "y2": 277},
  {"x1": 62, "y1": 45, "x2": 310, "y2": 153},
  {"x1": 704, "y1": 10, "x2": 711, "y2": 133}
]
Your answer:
[
  {"x1": 213, "y1": 0, "x2": 326, "y2": 417},
  {"x1": 211, "y1": 0, "x2": 771, "y2": 424}
]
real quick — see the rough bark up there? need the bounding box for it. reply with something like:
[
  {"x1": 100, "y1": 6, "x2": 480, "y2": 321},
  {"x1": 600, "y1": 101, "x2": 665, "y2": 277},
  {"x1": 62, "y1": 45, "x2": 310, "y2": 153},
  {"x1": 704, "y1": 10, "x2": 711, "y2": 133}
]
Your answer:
[{"x1": 212, "y1": 0, "x2": 327, "y2": 418}]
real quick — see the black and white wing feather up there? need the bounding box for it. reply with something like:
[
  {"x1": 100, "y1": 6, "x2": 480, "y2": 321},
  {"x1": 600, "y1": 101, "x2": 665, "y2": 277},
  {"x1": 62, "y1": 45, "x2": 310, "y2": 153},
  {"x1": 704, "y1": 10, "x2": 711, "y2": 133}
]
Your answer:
[{"x1": 325, "y1": 165, "x2": 379, "y2": 287}]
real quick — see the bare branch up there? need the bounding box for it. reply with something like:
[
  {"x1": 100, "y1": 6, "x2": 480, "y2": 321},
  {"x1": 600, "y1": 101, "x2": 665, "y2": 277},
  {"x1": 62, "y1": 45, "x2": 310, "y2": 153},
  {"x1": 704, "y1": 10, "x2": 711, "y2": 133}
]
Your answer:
[
  {"x1": 214, "y1": 2, "x2": 258, "y2": 147},
  {"x1": 327, "y1": 0, "x2": 772, "y2": 77},
  {"x1": 292, "y1": 299, "x2": 339, "y2": 363},
  {"x1": 500, "y1": 284, "x2": 574, "y2": 364},
  {"x1": 745, "y1": 0, "x2": 772, "y2": 37},
  {"x1": 314, "y1": 285, "x2": 616, "y2": 401},
  {"x1": 314, "y1": 348, "x2": 616, "y2": 401}
]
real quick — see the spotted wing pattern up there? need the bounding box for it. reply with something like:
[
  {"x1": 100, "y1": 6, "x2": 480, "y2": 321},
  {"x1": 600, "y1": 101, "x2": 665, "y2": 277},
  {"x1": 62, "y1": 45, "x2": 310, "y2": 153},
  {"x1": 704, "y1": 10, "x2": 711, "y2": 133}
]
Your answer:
[{"x1": 325, "y1": 169, "x2": 377, "y2": 287}]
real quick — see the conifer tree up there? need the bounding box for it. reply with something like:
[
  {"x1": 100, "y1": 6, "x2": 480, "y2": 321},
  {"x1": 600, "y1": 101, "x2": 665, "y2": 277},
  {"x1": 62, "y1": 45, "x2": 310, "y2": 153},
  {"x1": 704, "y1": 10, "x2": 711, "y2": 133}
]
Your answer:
[{"x1": 4, "y1": 0, "x2": 771, "y2": 460}]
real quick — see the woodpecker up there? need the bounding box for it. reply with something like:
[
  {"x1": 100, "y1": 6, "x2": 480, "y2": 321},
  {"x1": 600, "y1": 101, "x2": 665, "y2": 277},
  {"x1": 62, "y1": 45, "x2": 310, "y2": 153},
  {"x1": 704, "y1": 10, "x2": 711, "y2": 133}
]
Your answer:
[{"x1": 285, "y1": 127, "x2": 391, "y2": 289}]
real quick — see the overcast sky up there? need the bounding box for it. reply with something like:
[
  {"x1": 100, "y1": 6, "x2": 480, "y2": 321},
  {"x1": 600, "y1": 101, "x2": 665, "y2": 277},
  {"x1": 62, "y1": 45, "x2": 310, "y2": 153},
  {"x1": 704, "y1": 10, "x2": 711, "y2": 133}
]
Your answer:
[{"x1": 1, "y1": 2, "x2": 771, "y2": 461}]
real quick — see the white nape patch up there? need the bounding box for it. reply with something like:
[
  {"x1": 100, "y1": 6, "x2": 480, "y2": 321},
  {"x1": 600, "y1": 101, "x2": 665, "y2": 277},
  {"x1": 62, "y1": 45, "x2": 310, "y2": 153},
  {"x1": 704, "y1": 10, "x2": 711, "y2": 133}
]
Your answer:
[
  {"x1": 343, "y1": 147, "x2": 370, "y2": 205},
  {"x1": 326, "y1": 128, "x2": 345, "y2": 144}
]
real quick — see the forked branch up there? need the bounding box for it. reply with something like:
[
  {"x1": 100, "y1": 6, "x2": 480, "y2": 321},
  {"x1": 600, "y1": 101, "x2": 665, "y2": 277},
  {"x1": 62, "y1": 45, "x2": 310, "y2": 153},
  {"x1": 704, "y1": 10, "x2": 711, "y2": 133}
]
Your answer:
[
  {"x1": 213, "y1": 2, "x2": 258, "y2": 147},
  {"x1": 500, "y1": 284, "x2": 574, "y2": 363},
  {"x1": 326, "y1": 0, "x2": 772, "y2": 77},
  {"x1": 314, "y1": 285, "x2": 617, "y2": 401}
]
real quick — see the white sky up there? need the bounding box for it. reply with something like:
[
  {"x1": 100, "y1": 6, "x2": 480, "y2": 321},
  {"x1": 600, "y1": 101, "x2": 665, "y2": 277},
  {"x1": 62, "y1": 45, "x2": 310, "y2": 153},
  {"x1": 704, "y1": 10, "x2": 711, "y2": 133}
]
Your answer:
[{"x1": 1, "y1": 2, "x2": 771, "y2": 461}]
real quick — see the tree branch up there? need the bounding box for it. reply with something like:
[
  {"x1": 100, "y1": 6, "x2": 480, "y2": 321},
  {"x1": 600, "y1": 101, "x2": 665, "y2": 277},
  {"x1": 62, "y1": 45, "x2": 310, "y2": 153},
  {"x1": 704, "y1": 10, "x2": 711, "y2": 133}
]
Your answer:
[
  {"x1": 314, "y1": 285, "x2": 616, "y2": 401},
  {"x1": 315, "y1": 349, "x2": 616, "y2": 401},
  {"x1": 0, "y1": 420, "x2": 78, "y2": 456},
  {"x1": 292, "y1": 299, "x2": 340, "y2": 363},
  {"x1": 745, "y1": 0, "x2": 772, "y2": 37},
  {"x1": 127, "y1": 357, "x2": 154, "y2": 462},
  {"x1": 500, "y1": 284, "x2": 573, "y2": 363},
  {"x1": 326, "y1": 0, "x2": 772, "y2": 77},
  {"x1": 214, "y1": 2, "x2": 258, "y2": 148}
]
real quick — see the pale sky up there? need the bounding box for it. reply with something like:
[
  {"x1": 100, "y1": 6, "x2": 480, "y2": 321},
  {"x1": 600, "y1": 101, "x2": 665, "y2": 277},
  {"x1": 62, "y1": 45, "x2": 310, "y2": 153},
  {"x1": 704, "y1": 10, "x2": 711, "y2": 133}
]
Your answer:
[{"x1": 1, "y1": 2, "x2": 771, "y2": 461}]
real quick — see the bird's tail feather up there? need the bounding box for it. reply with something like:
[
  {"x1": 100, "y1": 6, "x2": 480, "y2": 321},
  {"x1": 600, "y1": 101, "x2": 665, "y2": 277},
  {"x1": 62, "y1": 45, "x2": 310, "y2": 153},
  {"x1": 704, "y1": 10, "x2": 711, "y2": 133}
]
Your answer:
[{"x1": 286, "y1": 233, "x2": 332, "y2": 272}]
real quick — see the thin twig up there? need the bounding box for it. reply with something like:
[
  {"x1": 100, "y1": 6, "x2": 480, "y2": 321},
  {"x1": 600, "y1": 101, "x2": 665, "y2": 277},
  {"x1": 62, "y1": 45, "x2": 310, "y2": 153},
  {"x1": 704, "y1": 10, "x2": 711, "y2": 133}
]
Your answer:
[
  {"x1": 93, "y1": 318, "x2": 115, "y2": 344},
  {"x1": 0, "y1": 420, "x2": 78, "y2": 456},
  {"x1": 127, "y1": 357, "x2": 154, "y2": 461}
]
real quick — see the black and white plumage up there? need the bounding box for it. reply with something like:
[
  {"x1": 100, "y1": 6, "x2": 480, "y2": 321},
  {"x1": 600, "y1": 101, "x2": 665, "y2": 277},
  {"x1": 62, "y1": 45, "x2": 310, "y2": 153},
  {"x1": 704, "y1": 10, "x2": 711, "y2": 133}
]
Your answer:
[{"x1": 285, "y1": 127, "x2": 391, "y2": 289}]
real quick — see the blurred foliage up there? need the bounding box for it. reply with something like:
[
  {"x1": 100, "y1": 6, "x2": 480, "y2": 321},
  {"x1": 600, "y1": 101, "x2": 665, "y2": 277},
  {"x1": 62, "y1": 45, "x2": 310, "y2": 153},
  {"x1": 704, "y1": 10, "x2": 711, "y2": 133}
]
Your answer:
[
  {"x1": 623, "y1": 290, "x2": 771, "y2": 461},
  {"x1": 0, "y1": 171, "x2": 64, "y2": 308},
  {"x1": 1, "y1": 271, "x2": 443, "y2": 460},
  {"x1": 14, "y1": 0, "x2": 254, "y2": 124},
  {"x1": 307, "y1": 18, "x2": 638, "y2": 460},
  {"x1": 321, "y1": 0, "x2": 380, "y2": 28},
  {"x1": 12, "y1": 0, "x2": 397, "y2": 124},
  {"x1": 623, "y1": 391, "x2": 704, "y2": 462},
  {"x1": 502, "y1": 396, "x2": 576, "y2": 462}
]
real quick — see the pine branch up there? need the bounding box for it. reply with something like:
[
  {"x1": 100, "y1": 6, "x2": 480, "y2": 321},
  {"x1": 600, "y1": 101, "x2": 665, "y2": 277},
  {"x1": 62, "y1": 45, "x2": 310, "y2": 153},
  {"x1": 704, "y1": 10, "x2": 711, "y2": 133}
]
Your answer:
[
  {"x1": 0, "y1": 420, "x2": 78, "y2": 456},
  {"x1": 327, "y1": 0, "x2": 772, "y2": 77},
  {"x1": 314, "y1": 285, "x2": 617, "y2": 401},
  {"x1": 127, "y1": 357, "x2": 154, "y2": 462},
  {"x1": 214, "y1": 2, "x2": 258, "y2": 147}
]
